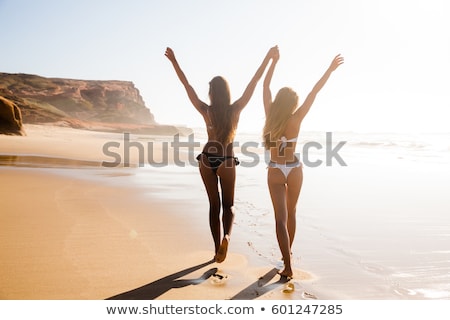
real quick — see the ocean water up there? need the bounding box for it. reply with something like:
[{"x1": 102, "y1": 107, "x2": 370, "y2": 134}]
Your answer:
[{"x1": 231, "y1": 130, "x2": 450, "y2": 299}]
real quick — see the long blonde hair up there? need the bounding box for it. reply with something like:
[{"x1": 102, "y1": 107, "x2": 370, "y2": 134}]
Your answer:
[
  {"x1": 263, "y1": 87, "x2": 299, "y2": 149},
  {"x1": 208, "y1": 76, "x2": 238, "y2": 146}
]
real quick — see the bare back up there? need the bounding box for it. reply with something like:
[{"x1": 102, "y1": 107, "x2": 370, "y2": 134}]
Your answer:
[
  {"x1": 202, "y1": 105, "x2": 241, "y2": 157},
  {"x1": 269, "y1": 115, "x2": 302, "y2": 164}
]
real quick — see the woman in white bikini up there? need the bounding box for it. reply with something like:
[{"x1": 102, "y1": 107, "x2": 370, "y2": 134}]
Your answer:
[
  {"x1": 165, "y1": 46, "x2": 278, "y2": 263},
  {"x1": 263, "y1": 47, "x2": 344, "y2": 278}
]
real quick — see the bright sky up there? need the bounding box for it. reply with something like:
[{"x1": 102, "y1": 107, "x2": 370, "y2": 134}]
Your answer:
[{"x1": 1, "y1": 0, "x2": 449, "y2": 134}]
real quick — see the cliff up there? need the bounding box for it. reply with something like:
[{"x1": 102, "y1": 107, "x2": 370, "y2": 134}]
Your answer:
[
  {"x1": 0, "y1": 72, "x2": 191, "y2": 135},
  {"x1": 0, "y1": 96, "x2": 25, "y2": 136}
]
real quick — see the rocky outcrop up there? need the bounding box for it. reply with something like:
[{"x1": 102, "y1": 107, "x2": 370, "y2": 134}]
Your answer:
[
  {"x1": 0, "y1": 96, "x2": 26, "y2": 135},
  {"x1": 0, "y1": 72, "x2": 192, "y2": 135}
]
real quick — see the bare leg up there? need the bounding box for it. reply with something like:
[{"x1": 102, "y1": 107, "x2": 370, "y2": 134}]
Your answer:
[
  {"x1": 218, "y1": 158, "x2": 236, "y2": 236},
  {"x1": 268, "y1": 167, "x2": 292, "y2": 278},
  {"x1": 286, "y1": 166, "x2": 303, "y2": 250},
  {"x1": 214, "y1": 158, "x2": 236, "y2": 263},
  {"x1": 199, "y1": 155, "x2": 221, "y2": 255}
]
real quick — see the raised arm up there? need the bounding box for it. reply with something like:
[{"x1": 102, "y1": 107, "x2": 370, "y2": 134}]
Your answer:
[
  {"x1": 294, "y1": 54, "x2": 344, "y2": 121},
  {"x1": 164, "y1": 47, "x2": 207, "y2": 114},
  {"x1": 233, "y1": 46, "x2": 278, "y2": 112},
  {"x1": 263, "y1": 46, "x2": 279, "y2": 116}
]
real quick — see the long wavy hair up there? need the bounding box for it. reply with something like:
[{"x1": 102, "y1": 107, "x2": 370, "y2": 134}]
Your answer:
[
  {"x1": 263, "y1": 87, "x2": 299, "y2": 149},
  {"x1": 208, "y1": 76, "x2": 238, "y2": 146}
]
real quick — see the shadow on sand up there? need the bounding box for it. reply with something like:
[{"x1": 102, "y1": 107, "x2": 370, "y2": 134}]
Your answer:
[
  {"x1": 230, "y1": 268, "x2": 289, "y2": 300},
  {"x1": 106, "y1": 259, "x2": 216, "y2": 300},
  {"x1": 106, "y1": 261, "x2": 289, "y2": 300}
]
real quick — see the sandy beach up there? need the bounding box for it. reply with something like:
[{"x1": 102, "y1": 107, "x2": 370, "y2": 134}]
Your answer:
[
  {"x1": 0, "y1": 125, "x2": 312, "y2": 300},
  {"x1": 1, "y1": 125, "x2": 449, "y2": 300}
]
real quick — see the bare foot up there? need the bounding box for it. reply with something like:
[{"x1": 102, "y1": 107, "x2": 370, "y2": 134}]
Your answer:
[
  {"x1": 214, "y1": 235, "x2": 230, "y2": 263},
  {"x1": 278, "y1": 268, "x2": 293, "y2": 279}
]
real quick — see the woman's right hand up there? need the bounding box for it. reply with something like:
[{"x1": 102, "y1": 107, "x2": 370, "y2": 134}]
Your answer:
[
  {"x1": 164, "y1": 47, "x2": 176, "y2": 63},
  {"x1": 329, "y1": 54, "x2": 344, "y2": 72}
]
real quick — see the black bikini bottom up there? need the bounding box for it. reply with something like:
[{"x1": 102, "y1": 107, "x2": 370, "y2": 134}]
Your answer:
[{"x1": 196, "y1": 152, "x2": 240, "y2": 173}]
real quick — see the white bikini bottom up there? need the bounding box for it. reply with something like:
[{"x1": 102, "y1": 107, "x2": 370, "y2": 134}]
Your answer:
[{"x1": 268, "y1": 160, "x2": 302, "y2": 179}]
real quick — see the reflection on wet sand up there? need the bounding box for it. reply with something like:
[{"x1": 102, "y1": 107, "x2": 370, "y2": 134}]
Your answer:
[{"x1": 0, "y1": 154, "x2": 133, "y2": 168}]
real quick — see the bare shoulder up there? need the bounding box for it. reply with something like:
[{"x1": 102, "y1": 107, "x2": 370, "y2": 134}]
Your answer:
[
  {"x1": 285, "y1": 114, "x2": 302, "y2": 135},
  {"x1": 230, "y1": 101, "x2": 245, "y2": 114}
]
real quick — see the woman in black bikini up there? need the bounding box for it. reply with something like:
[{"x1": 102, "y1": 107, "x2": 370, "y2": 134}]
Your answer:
[
  {"x1": 165, "y1": 46, "x2": 277, "y2": 263},
  {"x1": 263, "y1": 48, "x2": 344, "y2": 278}
]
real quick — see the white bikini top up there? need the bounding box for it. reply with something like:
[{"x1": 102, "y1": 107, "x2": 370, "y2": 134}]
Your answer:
[{"x1": 278, "y1": 136, "x2": 298, "y2": 152}]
